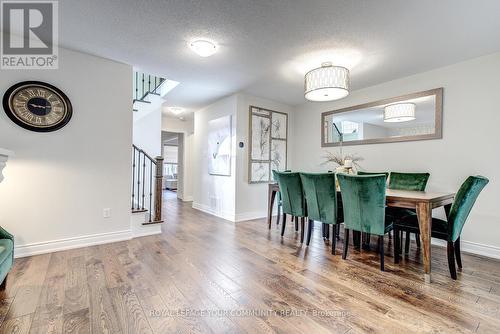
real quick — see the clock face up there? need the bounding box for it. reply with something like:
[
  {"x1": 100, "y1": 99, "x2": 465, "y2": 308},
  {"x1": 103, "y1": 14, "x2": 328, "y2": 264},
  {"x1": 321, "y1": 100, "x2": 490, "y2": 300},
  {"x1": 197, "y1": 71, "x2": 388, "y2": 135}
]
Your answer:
[{"x1": 3, "y1": 81, "x2": 72, "y2": 132}]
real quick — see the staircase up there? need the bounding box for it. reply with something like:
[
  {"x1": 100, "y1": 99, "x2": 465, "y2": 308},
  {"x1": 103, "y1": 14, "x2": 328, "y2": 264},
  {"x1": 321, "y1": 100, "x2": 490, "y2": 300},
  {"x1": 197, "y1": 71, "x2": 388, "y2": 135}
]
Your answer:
[
  {"x1": 131, "y1": 144, "x2": 164, "y2": 225},
  {"x1": 133, "y1": 71, "x2": 165, "y2": 108}
]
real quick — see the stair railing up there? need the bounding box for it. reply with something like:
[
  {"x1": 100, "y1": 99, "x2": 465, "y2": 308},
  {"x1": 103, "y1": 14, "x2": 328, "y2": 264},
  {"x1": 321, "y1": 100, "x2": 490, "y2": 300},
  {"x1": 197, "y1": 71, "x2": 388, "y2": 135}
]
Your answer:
[
  {"x1": 132, "y1": 145, "x2": 164, "y2": 223},
  {"x1": 133, "y1": 72, "x2": 165, "y2": 103}
]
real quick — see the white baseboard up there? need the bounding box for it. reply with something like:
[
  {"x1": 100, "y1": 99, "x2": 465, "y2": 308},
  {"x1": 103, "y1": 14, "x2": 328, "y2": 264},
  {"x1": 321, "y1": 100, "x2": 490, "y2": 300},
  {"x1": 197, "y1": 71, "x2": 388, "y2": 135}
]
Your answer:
[
  {"x1": 431, "y1": 238, "x2": 500, "y2": 260},
  {"x1": 182, "y1": 196, "x2": 193, "y2": 202},
  {"x1": 192, "y1": 202, "x2": 235, "y2": 222},
  {"x1": 14, "y1": 229, "x2": 133, "y2": 258},
  {"x1": 235, "y1": 211, "x2": 271, "y2": 222}
]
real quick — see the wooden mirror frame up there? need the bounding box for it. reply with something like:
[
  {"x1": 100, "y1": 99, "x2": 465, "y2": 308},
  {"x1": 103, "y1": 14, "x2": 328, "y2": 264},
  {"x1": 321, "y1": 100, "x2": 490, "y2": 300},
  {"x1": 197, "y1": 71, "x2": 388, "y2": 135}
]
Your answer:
[{"x1": 321, "y1": 88, "x2": 443, "y2": 147}]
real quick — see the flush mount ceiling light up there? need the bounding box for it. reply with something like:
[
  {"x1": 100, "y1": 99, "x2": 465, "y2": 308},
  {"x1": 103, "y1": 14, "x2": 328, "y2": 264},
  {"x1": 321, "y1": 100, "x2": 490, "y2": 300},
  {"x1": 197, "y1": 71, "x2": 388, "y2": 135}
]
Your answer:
[
  {"x1": 384, "y1": 103, "x2": 416, "y2": 122},
  {"x1": 304, "y1": 62, "x2": 350, "y2": 102},
  {"x1": 167, "y1": 107, "x2": 185, "y2": 115},
  {"x1": 189, "y1": 39, "x2": 218, "y2": 57}
]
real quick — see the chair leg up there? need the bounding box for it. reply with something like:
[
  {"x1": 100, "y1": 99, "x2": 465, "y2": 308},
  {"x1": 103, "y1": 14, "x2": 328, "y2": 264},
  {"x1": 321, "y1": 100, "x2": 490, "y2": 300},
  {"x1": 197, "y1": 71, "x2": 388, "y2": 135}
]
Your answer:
[
  {"x1": 300, "y1": 217, "x2": 305, "y2": 243},
  {"x1": 394, "y1": 229, "x2": 400, "y2": 264},
  {"x1": 306, "y1": 219, "x2": 314, "y2": 246},
  {"x1": 447, "y1": 241, "x2": 457, "y2": 279},
  {"x1": 404, "y1": 231, "x2": 410, "y2": 254},
  {"x1": 0, "y1": 275, "x2": 6, "y2": 291},
  {"x1": 295, "y1": 216, "x2": 299, "y2": 231},
  {"x1": 379, "y1": 235, "x2": 385, "y2": 271},
  {"x1": 336, "y1": 224, "x2": 341, "y2": 240},
  {"x1": 353, "y1": 231, "x2": 361, "y2": 250},
  {"x1": 325, "y1": 224, "x2": 330, "y2": 239},
  {"x1": 331, "y1": 225, "x2": 336, "y2": 255},
  {"x1": 342, "y1": 229, "x2": 350, "y2": 260},
  {"x1": 276, "y1": 204, "x2": 281, "y2": 226},
  {"x1": 415, "y1": 233, "x2": 421, "y2": 248},
  {"x1": 280, "y1": 213, "x2": 287, "y2": 236},
  {"x1": 388, "y1": 230, "x2": 392, "y2": 240},
  {"x1": 455, "y1": 237, "x2": 462, "y2": 269},
  {"x1": 362, "y1": 232, "x2": 371, "y2": 250}
]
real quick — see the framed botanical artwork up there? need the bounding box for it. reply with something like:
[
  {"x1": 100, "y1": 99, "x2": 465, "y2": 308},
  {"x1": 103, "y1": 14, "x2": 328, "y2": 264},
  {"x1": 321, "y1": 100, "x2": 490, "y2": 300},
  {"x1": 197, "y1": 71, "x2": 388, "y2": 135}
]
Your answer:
[
  {"x1": 248, "y1": 106, "x2": 288, "y2": 183},
  {"x1": 208, "y1": 115, "x2": 232, "y2": 176}
]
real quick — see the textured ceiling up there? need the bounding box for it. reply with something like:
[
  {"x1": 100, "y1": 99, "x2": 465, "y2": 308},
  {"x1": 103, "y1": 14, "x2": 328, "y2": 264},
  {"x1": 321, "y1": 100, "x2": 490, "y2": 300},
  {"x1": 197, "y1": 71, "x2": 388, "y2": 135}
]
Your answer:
[{"x1": 58, "y1": 0, "x2": 500, "y2": 111}]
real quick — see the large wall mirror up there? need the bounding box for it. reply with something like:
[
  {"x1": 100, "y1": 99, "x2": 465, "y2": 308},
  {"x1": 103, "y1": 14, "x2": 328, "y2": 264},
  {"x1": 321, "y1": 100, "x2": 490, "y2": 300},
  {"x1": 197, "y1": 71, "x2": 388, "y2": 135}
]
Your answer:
[{"x1": 321, "y1": 88, "x2": 443, "y2": 147}]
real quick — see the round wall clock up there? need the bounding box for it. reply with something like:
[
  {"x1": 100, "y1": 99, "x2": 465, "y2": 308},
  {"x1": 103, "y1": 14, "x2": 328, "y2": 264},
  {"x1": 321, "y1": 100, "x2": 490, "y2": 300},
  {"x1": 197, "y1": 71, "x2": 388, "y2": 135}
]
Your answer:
[{"x1": 2, "y1": 81, "x2": 72, "y2": 132}]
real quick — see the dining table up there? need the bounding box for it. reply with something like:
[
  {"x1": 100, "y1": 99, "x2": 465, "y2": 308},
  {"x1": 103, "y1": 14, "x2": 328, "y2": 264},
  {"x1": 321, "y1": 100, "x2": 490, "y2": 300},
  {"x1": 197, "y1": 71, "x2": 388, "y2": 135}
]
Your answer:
[{"x1": 267, "y1": 182, "x2": 455, "y2": 283}]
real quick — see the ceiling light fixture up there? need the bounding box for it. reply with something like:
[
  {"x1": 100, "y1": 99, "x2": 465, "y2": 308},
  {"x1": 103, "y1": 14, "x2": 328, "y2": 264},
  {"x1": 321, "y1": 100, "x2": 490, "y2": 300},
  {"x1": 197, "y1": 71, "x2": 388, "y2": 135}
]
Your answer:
[
  {"x1": 304, "y1": 62, "x2": 350, "y2": 102},
  {"x1": 189, "y1": 39, "x2": 218, "y2": 57},
  {"x1": 167, "y1": 107, "x2": 185, "y2": 115},
  {"x1": 384, "y1": 103, "x2": 416, "y2": 122}
]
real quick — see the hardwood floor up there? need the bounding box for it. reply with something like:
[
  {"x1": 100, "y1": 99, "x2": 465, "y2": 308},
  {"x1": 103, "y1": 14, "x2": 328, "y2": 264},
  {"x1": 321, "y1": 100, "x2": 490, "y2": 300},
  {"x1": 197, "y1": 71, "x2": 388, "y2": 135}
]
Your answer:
[{"x1": 2, "y1": 198, "x2": 500, "y2": 333}]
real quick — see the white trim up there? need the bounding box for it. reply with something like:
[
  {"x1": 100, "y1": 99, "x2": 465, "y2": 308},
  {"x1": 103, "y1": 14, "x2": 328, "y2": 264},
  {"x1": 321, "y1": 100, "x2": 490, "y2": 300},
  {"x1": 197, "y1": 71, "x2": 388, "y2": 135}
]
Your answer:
[
  {"x1": 192, "y1": 202, "x2": 235, "y2": 222},
  {"x1": 182, "y1": 195, "x2": 193, "y2": 202},
  {"x1": 431, "y1": 238, "x2": 500, "y2": 260},
  {"x1": 234, "y1": 209, "x2": 277, "y2": 222},
  {"x1": 14, "y1": 230, "x2": 133, "y2": 258}
]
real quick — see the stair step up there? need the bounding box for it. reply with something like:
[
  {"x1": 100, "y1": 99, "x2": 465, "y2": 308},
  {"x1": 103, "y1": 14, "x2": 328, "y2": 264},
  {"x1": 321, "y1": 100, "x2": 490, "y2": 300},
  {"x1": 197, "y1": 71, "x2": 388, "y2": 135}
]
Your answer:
[
  {"x1": 142, "y1": 220, "x2": 164, "y2": 225},
  {"x1": 132, "y1": 208, "x2": 148, "y2": 213},
  {"x1": 133, "y1": 99, "x2": 151, "y2": 104}
]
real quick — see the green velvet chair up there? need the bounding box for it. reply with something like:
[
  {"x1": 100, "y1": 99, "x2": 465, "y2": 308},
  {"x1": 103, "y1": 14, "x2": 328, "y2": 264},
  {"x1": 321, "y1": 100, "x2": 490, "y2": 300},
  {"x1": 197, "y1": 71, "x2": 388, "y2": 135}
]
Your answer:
[
  {"x1": 0, "y1": 226, "x2": 14, "y2": 290},
  {"x1": 271, "y1": 170, "x2": 292, "y2": 228},
  {"x1": 337, "y1": 174, "x2": 394, "y2": 271},
  {"x1": 357, "y1": 171, "x2": 389, "y2": 178},
  {"x1": 300, "y1": 173, "x2": 338, "y2": 253},
  {"x1": 393, "y1": 176, "x2": 489, "y2": 279},
  {"x1": 388, "y1": 172, "x2": 430, "y2": 254},
  {"x1": 274, "y1": 171, "x2": 307, "y2": 241}
]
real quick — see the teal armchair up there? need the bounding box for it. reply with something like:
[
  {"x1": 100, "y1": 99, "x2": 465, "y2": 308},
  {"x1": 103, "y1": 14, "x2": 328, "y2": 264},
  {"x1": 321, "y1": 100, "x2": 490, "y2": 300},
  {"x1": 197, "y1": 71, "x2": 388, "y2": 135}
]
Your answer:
[
  {"x1": 0, "y1": 226, "x2": 14, "y2": 290},
  {"x1": 300, "y1": 173, "x2": 338, "y2": 253},
  {"x1": 337, "y1": 174, "x2": 394, "y2": 271},
  {"x1": 394, "y1": 176, "x2": 488, "y2": 279},
  {"x1": 388, "y1": 172, "x2": 430, "y2": 254},
  {"x1": 274, "y1": 171, "x2": 307, "y2": 241}
]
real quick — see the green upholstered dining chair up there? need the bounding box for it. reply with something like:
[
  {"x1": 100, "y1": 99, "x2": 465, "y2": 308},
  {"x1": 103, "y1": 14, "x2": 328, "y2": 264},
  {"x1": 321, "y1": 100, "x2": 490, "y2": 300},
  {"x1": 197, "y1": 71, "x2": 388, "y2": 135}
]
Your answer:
[
  {"x1": 337, "y1": 174, "x2": 394, "y2": 271},
  {"x1": 300, "y1": 173, "x2": 338, "y2": 254},
  {"x1": 357, "y1": 171, "x2": 390, "y2": 178},
  {"x1": 393, "y1": 176, "x2": 489, "y2": 279},
  {"x1": 0, "y1": 226, "x2": 14, "y2": 290},
  {"x1": 356, "y1": 171, "x2": 390, "y2": 249},
  {"x1": 272, "y1": 170, "x2": 292, "y2": 228},
  {"x1": 274, "y1": 171, "x2": 307, "y2": 242},
  {"x1": 388, "y1": 172, "x2": 430, "y2": 254}
]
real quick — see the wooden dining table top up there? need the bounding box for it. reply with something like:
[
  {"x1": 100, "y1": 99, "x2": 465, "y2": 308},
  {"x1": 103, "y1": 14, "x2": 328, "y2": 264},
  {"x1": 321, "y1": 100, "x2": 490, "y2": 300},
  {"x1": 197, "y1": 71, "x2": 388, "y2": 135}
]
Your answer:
[{"x1": 269, "y1": 182, "x2": 455, "y2": 203}]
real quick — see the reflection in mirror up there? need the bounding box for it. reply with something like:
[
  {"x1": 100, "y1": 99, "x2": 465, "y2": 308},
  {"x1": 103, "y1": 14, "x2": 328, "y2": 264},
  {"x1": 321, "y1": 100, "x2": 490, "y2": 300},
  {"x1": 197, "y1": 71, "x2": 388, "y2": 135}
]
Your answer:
[{"x1": 322, "y1": 88, "x2": 442, "y2": 147}]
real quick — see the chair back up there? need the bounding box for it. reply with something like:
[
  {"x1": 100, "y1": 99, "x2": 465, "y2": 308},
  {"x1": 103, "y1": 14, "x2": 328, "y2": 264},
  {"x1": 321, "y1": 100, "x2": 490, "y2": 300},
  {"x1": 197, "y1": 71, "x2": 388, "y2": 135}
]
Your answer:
[
  {"x1": 274, "y1": 171, "x2": 306, "y2": 217},
  {"x1": 389, "y1": 172, "x2": 430, "y2": 191},
  {"x1": 337, "y1": 174, "x2": 387, "y2": 235},
  {"x1": 448, "y1": 175, "x2": 489, "y2": 242},
  {"x1": 300, "y1": 173, "x2": 337, "y2": 225},
  {"x1": 358, "y1": 171, "x2": 389, "y2": 178}
]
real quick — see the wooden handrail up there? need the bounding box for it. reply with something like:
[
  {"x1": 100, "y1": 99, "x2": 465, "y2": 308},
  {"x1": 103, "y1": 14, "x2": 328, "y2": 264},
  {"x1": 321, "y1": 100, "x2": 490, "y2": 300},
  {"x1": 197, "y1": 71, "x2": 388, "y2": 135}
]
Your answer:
[{"x1": 132, "y1": 144, "x2": 157, "y2": 164}]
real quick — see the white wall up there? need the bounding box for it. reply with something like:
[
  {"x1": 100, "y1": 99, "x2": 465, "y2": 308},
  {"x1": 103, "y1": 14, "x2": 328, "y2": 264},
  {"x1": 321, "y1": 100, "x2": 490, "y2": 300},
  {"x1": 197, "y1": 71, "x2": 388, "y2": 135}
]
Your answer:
[
  {"x1": 292, "y1": 53, "x2": 500, "y2": 257},
  {"x1": 235, "y1": 93, "x2": 294, "y2": 221},
  {"x1": 133, "y1": 108, "x2": 161, "y2": 157},
  {"x1": 162, "y1": 116, "x2": 194, "y2": 201},
  {"x1": 192, "y1": 95, "x2": 238, "y2": 220},
  {"x1": 0, "y1": 47, "x2": 133, "y2": 256}
]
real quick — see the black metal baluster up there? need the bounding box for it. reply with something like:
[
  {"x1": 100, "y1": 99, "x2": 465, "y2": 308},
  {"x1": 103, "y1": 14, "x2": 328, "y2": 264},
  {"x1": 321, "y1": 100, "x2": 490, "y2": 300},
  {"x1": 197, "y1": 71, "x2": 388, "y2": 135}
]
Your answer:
[
  {"x1": 142, "y1": 152, "x2": 146, "y2": 210},
  {"x1": 135, "y1": 72, "x2": 138, "y2": 101},
  {"x1": 149, "y1": 160, "x2": 153, "y2": 222},
  {"x1": 148, "y1": 75, "x2": 151, "y2": 93},
  {"x1": 136, "y1": 151, "x2": 141, "y2": 210},
  {"x1": 132, "y1": 147, "x2": 136, "y2": 209},
  {"x1": 142, "y1": 73, "x2": 145, "y2": 100}
]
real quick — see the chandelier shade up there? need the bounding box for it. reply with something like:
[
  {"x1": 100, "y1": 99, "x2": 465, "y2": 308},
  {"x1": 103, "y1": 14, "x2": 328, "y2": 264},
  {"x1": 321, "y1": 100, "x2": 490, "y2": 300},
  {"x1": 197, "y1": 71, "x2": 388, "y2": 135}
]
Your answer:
[
  {"x1": 384, "y1": 103, "x2": 416, "y2": 123},
  {"x1": 304, "y1": 63, "x2": 350, "y2": 102}
]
